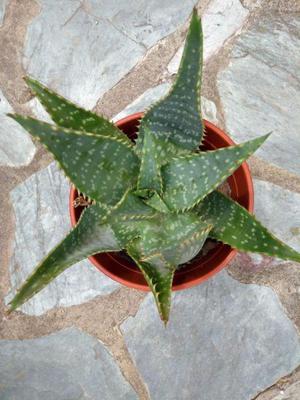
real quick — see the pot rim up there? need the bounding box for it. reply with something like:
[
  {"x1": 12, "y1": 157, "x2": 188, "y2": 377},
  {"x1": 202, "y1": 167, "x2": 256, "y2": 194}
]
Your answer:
[{"x1": 69, "y1": 112, "x2": 254, "y2": 291}]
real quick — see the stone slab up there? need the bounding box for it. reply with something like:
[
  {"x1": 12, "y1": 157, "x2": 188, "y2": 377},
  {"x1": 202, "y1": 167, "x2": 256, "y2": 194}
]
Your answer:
[
  {"x1": 168, "y1": 0, "x2": 249, "y2": 74},
  {"x1": 217, "y1": 14, "x2": 300, "y2": 176},
  {"x1": 0, "y1": 0, "x2": 7, "y2": 26},
  {"x1": 24, "y1": 0, "x2": 197, "y2": 109},
  {"x1": 0, "y1": 327, "x2": 138, "y2": 400},
  {"x1": 6, "y1": 162, "x2": 119, "y2": 316},
  {"x1": 27, "y1": 97, "x2": 53, "y2": 123},
  {"x1": 121, "y1": 271, "x2": 300, "y2": 400},
  {"x1": 88, "y1": 0, "x2": 196, "y2": 49},
  {"x1": 0, "y1": 89, "x2": 36, "y2": 167}
]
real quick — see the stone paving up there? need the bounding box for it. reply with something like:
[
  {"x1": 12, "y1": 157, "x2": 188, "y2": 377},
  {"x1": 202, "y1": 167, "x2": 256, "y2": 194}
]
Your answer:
[{"x1": 1, "y1": 0, "x2": 300, "y2": 399}]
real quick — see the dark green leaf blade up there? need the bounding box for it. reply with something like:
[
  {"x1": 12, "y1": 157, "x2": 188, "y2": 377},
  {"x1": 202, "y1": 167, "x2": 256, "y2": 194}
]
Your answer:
[
  {"x1": 143, "y1": 191, "x2": 170, "y2": 213},
  {"x1": 25, "y1": 76, "x2": 130, "y2": 143},
  {"x1": 8, "y1": 115, "x2": 140, "y2": 206},
  {"x1": 137, "y1": 127, "x2": 163, "y2": 193},
  {"x1": 106, "y1": 191, "x2": 158, "y2": 246},
  {"x1": 9, "y1": 204, "x2": 121, "y2": 312},
  {"x1": 162, "y1": 134, "x2": 270, "y2": 211},
  {"x1": 137, "y1": 9, "x2": 204, "y2": 152},
  {"x1": 198, "y1": 191, "x2": 300, "y2": 263},
  {"x1": 127, "y1": 211, "x2": 211, "y2": 265},
  {"x1": 127, "y1": 245, "x2": 175, "y2": 324}
]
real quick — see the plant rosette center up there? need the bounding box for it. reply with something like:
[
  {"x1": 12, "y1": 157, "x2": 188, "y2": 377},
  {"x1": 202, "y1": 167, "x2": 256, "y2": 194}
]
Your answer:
[{"x1": 69, "y1": 114, "x2": 254, "y2": 293}]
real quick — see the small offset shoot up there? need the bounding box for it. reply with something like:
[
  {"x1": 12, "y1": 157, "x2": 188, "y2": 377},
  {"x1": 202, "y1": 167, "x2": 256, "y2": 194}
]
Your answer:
[{"x1": 8, "y1": 9, "x2": 300, "y2": 324}]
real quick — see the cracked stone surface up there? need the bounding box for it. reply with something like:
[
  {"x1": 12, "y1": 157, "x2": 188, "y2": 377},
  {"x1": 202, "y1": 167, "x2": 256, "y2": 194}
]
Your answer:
[
  {"x1": 6, "y1": 162, "x2": 119, "y2": 316},
  {"x1": 113, "y1": 82, "x2": 218, "y2": 124},
  {"x1": 217, "y1": 13, "x2": 300, "y2": 176},
  {"x1": 27, "y1": 97, "x2": 52, "y2": 123},
  {"x1": 121, "y1": 271, "x2": 300, "y2": 400},
  {"x1": 24, "y1": 0, "x2": 197, "y2": 109},
  {"x1": 0, "y1": 89, "x2": 36, "y2": 167},
  {"x1": 1, "y1": 1, "x2": 300, "y2": 398},
  {"x1": 168, "y1": 0, "x2": 249, "y2": 74},
  {"x1": 0, "y1": 327, "x2": 138, "y2": 399},
  {"x1": 0, "y1": 0, "x2": 7, "y2": 26},
  {"x1": 88, "y1": 0, "x2": 196, "y2": 49}
]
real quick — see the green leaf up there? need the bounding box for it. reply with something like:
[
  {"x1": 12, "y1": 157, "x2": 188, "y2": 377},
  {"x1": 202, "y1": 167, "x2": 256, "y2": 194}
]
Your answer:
[
  {"x1": 25, "y1": 76, "x2": 130, "y2": 143},
  {"x1": 127, "y1": 208, "x2": 211, "y2": 323},
  {"x1": 9, "y1": 204, "x2": 121, "y2": 312},
  {"x1": 110, "y1": 191, "x2": 157, "y2": 221},
  {"x1": 129, "y1": 211, "x2": 211, "y2": 265},
  {"x1": 8, "y1": 115, "x2": 140, "y2": 206},
  {"x1": 134, "y1": 188, "x2": 170, "y2": 213},
  {"x1": 107, "y1": 191, "x2": 158, "y2": 246},
  {"x1": 162, "y1": 134, "x2": 270, "y2": 211},
  {"x1": 197, "y1": 191, "x2": 300, "y2": 263},
  {"x1": 143, "y1": 191, "x2": 171, "y2": 213},
  {"x1": 137, "y1": 9, "x2": 204, "y2": 153},
  {"x1": 127, "y1": 245, "x2": 175, "y2": 324},
  {"x1": 137, "y1": 127, "x2": 163, "y2": 193}
]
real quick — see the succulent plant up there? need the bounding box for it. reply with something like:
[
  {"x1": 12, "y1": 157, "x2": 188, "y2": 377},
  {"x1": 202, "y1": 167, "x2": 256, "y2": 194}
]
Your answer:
[{"x1": 8, "y1": 10, "x2": 300, "y2": 324}]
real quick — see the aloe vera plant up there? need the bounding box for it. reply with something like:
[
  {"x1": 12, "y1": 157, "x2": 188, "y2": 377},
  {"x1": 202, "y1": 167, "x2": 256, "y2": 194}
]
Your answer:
[{"x1": 8, "y1": 10, "x2": 300, "y2": 324}]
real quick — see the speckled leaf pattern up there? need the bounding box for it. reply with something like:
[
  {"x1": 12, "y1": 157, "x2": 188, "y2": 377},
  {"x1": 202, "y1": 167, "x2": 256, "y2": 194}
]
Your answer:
[
  {"x1": 128, "y1": 245, "x2": 175, "y2": 323},
  {"x1": 109, "y1": 191, "x2": 157, "y2": 221},
  {"x1": 137, "y1": 127, "x2": 163, "y2": 193},
  {"x1": 25, "y1": 77, "x2": 130, "y2": 143},
  {"x1": 142, "y1": 191, "x2": 170, "y2": 213},
  {"x1": 7, "y1": 10, "x2": 300, "y2": 324},
  {"x1": 9, "y1": 115, "x2": 140, "y2": 206},
  {"x1": 105, "y1": 191, "x2": 158, "y2": 247},
  {"x1": 162, "y1": 134, "x2": 270, "y2": 211},
  {"x1": 198, "y1": 191, "x2": 300, "y2": 263},
  {"x1": 9, "y1": 204, "x2": 121, "y2": 312},
  {"x1": 130, "y1": 212, "x2": 211, "y2": 265},
  {"x1": 137, "y1": 9, "x2": 203, "y2": 153}
]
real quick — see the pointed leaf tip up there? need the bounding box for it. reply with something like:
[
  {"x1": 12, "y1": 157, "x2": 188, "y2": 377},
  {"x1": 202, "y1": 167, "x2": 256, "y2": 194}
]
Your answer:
[
  {"x1": 137, "y1": 6, "x2": 204, "y2": 152},
  {"x1": 10, "y1": 115, "x2": 140, "y2": 206},
  {"x1": 162, "y1": 134, "x2": 271, "y2": 211},
  {"x1": 24, "y1": 76, "x2": 130, "y2": 143},
  {"x1": 127, "y1": 246, "x2": 175, "y2": 324},
  {"x1": 8, "y1": 204, "x2": 121, "y2": 312},
  {"x1": 198, "y1": 191, "x2": 300, "y2": 264}
]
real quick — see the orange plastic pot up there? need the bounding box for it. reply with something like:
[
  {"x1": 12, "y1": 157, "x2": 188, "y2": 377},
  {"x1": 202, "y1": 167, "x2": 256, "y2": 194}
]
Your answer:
[{"x1": 69, "y1": 112, "x2": 254, "y2": 291}]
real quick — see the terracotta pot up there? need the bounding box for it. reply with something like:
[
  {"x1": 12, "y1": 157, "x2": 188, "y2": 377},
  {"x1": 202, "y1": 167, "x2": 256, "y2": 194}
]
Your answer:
[{"x1": 69, "y1": 112, "x2": 254, "y2": 291}]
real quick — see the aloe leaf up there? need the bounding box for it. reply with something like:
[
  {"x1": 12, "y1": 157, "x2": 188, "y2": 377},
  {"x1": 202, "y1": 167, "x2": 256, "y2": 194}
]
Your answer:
[
  {"x1": 8, "y1": 115, "x2": 140, "y2": 206},
  {"x1": 162, "y1": 134, "x2": 270, "y2": 211},
  {"x1": 105, "y1": 191, "x2": 158, "y2": 246},
  {"x1": 136, "y1": 127, "x2": 190, "y2": 192},
  {"x1": 137, "y1": 9, "x2": 204, "y2": 153},
  {"x1": 134, "y1": 188, "x2": 170, "y2": 213},
  {"x1": 127, "y1": 245, "x2": 175, "y2": 324},
  {"x1": 165, "y1": 223, "x2": 211, "y2": 265},
  {"x1": 137, "y1": 127, "x2": 163, "y2": 193},
  {"x1": 9, "y1": 204, "x2": 121, "y2": 312},
  {"x1": 130, "y1": 211, "x2": 211, "y2": 265},
  {"x1": 25, "y1": 77, "x2": 130, "y2": 143},
  {"x1": 143, "y1": 191, "x2": 170, "y2": 213},
  {"x1": 198, "y1": 191, "x2": 300, "y2": 263},
  {"x1": 110, "y1": 191, "x2": 157, "y2": 221}
]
